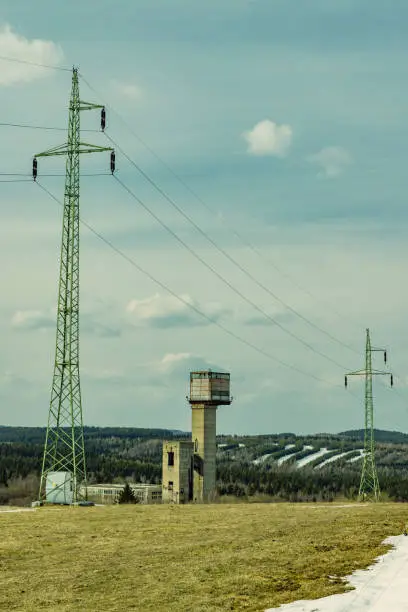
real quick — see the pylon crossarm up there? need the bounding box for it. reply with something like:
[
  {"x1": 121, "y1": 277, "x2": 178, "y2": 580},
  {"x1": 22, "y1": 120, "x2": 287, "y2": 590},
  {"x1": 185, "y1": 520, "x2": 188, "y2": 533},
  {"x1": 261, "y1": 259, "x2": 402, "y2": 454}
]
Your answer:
[
  {"x1": 79, "y1": 101, "x2": 104, "y2": 111},
  {"x1": 78, "y1": 142, "x2": 113, "y2": 153},
  {"x1": 35, "y1": 143, "x2": 112, "y2": 158},
  {"x1": 346, "y1": 370, "x2": 366, "y2": 377},
  {"x1": 35, "y1": 143, "x2": 70, "y2": 157}
]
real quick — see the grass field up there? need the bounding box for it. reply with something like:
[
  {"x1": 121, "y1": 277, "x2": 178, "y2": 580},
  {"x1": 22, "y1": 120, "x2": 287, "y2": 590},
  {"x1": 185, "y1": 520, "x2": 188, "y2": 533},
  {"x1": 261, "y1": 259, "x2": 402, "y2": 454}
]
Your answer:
[{"x1": 1, "y1": 503, "x2": 407, "y2": 611}]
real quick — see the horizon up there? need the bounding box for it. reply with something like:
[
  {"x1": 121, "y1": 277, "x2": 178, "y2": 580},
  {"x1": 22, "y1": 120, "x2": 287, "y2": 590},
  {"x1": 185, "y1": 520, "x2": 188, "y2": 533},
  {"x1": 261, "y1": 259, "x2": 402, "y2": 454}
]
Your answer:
[{"x1": 1, "y1": 424, "x2": 408, "y2": 438}]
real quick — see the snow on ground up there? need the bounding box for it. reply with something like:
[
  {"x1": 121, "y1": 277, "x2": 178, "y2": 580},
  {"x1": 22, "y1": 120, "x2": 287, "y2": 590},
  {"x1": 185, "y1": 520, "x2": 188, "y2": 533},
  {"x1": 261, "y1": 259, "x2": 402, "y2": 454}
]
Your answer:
[
  {"x1": 253, "y1": 453, "x2": 273, "y2": 465},
  {"x1": 348, "y1": 450, "x2": 365, "y2": 463},
  {"x1": 296, "y1": 448, "x2": 330, "y2": 468},
  {"x1": 278, "y1": 446, "x2": 314, "y2": 466},
  {"x1": 265, "y1": 534, "x2": 408, "y2": 611},
  {"x1": 277, "y1": 453, "x2": 298, "y2": 466},
  {"x1": 316, "y1": 450, "x2": 355, "y2": 469}
]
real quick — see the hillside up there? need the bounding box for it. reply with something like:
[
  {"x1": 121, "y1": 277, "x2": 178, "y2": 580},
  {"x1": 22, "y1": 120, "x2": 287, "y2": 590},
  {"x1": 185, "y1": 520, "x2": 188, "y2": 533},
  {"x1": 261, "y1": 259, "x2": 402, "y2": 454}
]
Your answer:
[
  {"x1": 217, "y1": 428, "x2": 408, "y2": 472},
  {"x1": 0, "y1": 425, "x2": 188, "y2": 444},
  {"x1": 2, "y1": 427, "x2": 408, "y2": 505},
  {"x1": 1, "y1": 503, "x2": 407, "y2": 611}
]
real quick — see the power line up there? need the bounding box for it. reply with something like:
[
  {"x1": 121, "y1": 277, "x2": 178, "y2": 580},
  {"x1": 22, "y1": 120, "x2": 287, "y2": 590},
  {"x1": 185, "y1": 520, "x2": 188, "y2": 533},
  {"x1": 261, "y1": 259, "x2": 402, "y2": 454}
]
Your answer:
[
  {"x1": 0, "y1": 121, "x2": 98, "y2": 132},
  {"x1": 106, "y1": 132, "x2": 356, "y2": 357},
  {"x1": 112, "y1": 173, "x2": 348, "y2": 371},
  {"x1": 0, "y1": 172, "x2": 111, "y2": 178},
  {"x1": 35, "y1": 179, "x2": 344, "y2": 388},
  {"x1": 0, "y1": 76, "x2": 368, "y2": 373},
  {"x1": 79, "y1": 72, "x2": 363, "y2": 349},
  {"x1": 0, "y1": 178, "x2": 32, "y2": 183},
  {"x1": 0, "y1": 54, "x2": 72, "y2": 72}
]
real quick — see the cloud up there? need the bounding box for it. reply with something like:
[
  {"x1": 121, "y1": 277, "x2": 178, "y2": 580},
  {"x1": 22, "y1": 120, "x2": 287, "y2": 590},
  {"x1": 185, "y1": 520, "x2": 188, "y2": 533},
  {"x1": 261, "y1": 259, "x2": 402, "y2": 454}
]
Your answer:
[
  {"x1": 242, "y1": 119, "x2": 293, "y2": 157},
  {"x1": 11, "y1": 310, "x2": 54, "y2": 331},
  {"x1": 308, "y1": 146, "x2": 352, "y2": 178},
  {"x1": 11, "y1": 309, "x2": 120, "y2": 337},
  {"x1": 82, "y1": 369, "x2": 129, "y2": 386},
  {"x1": 0, "y1": 370, "x2": 33, "y2": 389},
  {"x1": 111, "y1": 79, "x2": 143, "y2": 101},
  {"x1": 0, "y1": 24, "x2": 63, "y2": 86},
  {"x1": 150, "y1": 353, "x2": 227, "y2": 390},
  {"x1": 126, "y1": 293, "x2": 230, "y2": 328},
  {"x1": 83, "y1": 353, "x2": 225, "y2": 395},
  {"x1": 160, "y1": 353, "x2": 192, "y2": 368},
  {"x1": 158, "y1": 352, "x2": 222, "y2": 373}
]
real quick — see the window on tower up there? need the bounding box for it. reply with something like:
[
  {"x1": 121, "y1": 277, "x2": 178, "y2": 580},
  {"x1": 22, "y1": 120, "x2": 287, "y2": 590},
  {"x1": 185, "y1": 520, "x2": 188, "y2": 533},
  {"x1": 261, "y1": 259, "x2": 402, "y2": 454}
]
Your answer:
[
  {"x1": 168, "y1": 481, "x2": 173, "y2": 491},
  {"x1": 167, "y1": 451, "x2": 174, "y2": 466}
]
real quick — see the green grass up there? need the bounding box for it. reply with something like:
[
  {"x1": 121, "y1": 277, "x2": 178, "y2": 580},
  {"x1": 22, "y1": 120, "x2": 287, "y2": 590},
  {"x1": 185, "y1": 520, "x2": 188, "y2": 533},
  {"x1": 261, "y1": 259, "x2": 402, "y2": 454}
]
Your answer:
[{"x1": 0, "y1": 502, "x2": 407, "y2": 611}]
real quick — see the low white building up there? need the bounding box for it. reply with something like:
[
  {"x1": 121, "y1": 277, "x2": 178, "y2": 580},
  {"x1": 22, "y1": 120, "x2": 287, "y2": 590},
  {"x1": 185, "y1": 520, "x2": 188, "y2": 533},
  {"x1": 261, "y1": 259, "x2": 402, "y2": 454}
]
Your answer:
[{"x1": 81, "y1": 483, "x2": 162, "y2": 505}]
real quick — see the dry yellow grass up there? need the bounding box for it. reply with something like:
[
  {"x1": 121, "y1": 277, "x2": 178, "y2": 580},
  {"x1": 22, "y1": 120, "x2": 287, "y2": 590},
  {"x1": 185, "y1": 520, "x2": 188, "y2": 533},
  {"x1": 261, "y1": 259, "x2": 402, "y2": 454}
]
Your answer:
[{"x1": 0, "y1": 502, "x2": 407, "y2": 611}]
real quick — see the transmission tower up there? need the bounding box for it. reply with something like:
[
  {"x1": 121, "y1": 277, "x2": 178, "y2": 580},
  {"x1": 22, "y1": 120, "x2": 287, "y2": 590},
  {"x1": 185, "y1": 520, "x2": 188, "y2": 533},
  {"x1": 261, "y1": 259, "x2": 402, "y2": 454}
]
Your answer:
[
  {"x1": 345, "y1": 328, "x2": 393, "y2": 502},
  {"x1": 34, "y1": 68, "x2": 114, "y2": 503}
]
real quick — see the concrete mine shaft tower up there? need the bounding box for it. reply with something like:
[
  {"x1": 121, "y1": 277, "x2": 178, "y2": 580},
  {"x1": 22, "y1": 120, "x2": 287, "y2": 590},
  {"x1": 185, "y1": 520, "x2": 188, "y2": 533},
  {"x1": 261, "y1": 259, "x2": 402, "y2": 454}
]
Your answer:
[
  {"x1": 189, "y1": 371, "x2": 232, "y2": 502},
  {"x1": 162, "y1": 370, "x2": 232, "y2": 504}
]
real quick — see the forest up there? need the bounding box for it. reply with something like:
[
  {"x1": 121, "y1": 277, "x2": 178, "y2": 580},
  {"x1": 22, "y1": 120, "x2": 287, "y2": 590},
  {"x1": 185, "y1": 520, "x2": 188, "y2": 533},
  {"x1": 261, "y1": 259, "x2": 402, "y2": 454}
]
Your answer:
[{"x1": 1, "y1": 426, "x2": 408, "y2": 505}]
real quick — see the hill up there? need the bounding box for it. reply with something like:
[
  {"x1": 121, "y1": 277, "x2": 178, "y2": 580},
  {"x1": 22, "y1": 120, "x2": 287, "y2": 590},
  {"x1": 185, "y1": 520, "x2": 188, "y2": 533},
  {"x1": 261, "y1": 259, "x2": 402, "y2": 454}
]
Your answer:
[
  {"x1": 339, "y1": 429, "x2": 408, "y2": 444},
  {"x1": 2, "y1": 427, "x2": 408, "y2": 505},
  {"x1": 0, "y1": 425, "x2": 189, "y2": 444}
]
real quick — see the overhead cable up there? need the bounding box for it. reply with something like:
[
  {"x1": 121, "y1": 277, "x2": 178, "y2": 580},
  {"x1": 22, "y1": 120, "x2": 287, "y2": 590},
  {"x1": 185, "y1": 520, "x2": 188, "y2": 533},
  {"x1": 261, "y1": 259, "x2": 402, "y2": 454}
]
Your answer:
[
  {"x1": 104, "y1": 134, "x2": 358, "y2": 356},
  {"x1": 0, "y1": 54, "x2": 72, "y2": 72},
  {"x1": 0, "y1": 121, "x2": 98, "y2": 133},
  {"x1": 112, "y1": 173, "x2": 348, "y2": 371},
  {"x1": 79, "y1": 72, "x2": 362, "y2": 350},
  {"x1": 35, "y1": 179, "x2": 346, "y2": 388}
]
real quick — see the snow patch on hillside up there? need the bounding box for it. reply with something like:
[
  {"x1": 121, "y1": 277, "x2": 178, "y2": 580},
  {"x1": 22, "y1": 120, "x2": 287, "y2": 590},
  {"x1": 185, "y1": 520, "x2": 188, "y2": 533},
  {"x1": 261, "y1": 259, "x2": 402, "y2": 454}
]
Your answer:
[
  {"x1": 278, "y1": 446, "x2": 314, "y2": 466},
  {"x1": 348, "y1": 449, "x2": 365, "y2": 463},
  {"x1": 316, "y1": 450, "x2": 357, "y2": 469},
  {"x1": 265, "y1": 534, "x2": 408, "y2": 611},
  {"x1": 253, "y1": 453, "x2": 273, "y2": 465},
  {"x1": 296, "y1": 448, "x2": 330, "y2": 468}
]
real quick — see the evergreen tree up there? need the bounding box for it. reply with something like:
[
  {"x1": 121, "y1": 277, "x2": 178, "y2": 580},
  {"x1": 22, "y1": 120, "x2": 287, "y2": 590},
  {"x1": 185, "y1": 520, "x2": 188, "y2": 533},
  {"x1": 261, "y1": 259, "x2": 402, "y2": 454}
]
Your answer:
[{"x1": 116, "y1": 483, "x2": 139, "y2": 504}]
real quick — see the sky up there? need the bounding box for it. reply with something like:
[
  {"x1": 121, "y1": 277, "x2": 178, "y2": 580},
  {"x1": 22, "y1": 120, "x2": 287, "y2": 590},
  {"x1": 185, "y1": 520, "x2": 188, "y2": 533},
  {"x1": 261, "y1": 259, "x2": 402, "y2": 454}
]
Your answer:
[{"x1": 0, "y1": 0, "x2": 408, "y2": 435}]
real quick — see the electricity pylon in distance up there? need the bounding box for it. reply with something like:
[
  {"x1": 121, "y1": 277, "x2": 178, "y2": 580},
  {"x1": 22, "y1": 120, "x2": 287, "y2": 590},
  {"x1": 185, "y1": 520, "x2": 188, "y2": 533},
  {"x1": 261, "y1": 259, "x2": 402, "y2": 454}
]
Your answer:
[
  {"x1": 34, "y1": 68, "x2": 114, "y2": 503},
  {"x1": 344, "y1": 328, "x2": 393, "y2": 502}
]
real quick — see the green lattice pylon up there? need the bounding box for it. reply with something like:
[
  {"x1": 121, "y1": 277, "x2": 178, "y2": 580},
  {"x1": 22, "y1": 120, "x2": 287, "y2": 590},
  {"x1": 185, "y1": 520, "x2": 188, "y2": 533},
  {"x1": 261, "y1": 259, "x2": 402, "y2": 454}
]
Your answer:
[
  {"x1": 345, "y1": 328, "x2": 393, "y2": 502},
  {"x1": 35, "y1": 68, "x2": 112, "y2": 503}
]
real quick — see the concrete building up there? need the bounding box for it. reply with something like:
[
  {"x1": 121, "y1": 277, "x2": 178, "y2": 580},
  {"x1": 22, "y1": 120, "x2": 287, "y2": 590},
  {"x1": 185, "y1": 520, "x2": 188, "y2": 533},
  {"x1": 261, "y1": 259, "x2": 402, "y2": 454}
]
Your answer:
[
  {"x1": 82, "y1": 483, "x2": 162, "y2": 505},
  {"x1": 162, "y1": 440, "x2": 194, "y2": 504},
  {"x1": 162, "y1": 370, "x2": 232, "y2": 504}
]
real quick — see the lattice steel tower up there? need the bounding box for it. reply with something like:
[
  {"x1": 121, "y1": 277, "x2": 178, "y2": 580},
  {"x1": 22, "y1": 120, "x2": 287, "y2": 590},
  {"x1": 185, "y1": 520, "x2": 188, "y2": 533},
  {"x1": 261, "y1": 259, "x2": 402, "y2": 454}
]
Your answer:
[
  {"x1": 345, "y1": 328, "x2": 393, "y2": 502},
  {"x1": 34, "y1": 68, "x2": 114, "y2": 503}
]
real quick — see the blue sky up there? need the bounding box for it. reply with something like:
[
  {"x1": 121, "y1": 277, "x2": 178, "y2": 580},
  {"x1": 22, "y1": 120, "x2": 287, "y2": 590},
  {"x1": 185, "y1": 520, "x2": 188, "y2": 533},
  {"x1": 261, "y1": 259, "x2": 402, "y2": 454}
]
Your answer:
[{"x1": 0, "y1": 1, "x2": 408, "y2": 434}]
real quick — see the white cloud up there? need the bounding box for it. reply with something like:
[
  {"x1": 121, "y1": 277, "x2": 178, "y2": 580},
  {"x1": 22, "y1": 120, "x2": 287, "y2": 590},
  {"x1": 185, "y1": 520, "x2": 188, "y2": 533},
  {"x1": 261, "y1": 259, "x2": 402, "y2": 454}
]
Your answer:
[
  {"x1": 11, "y1": 308, "x2": 120, "y2": 337},
  {"x1": 242, "y1": 119, "x2": 293, "y2": 157},
  {"x1": 0, "y1": 24, "x2": 63, "y2": 86},
  {"x1": 126, "y1": 293, "x2": 229, "y2": 328},
  {"x1": 157, "y1": 352, "x2": 225, "y2": 378},
  {"x1": 11, "y1": 309, "x2": 54, "y2": 331},
  {"x1": 308, "y1": 146, "x2": 352, "y2": 178},
  {"x1": 112, "y1": 79, "x2": 143, "y2": 101},
  {"x1": 161, "y1": 353, "x2": 192, "y2": 367}
]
